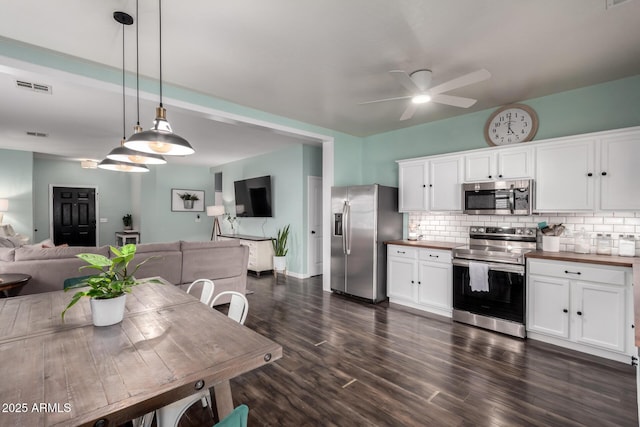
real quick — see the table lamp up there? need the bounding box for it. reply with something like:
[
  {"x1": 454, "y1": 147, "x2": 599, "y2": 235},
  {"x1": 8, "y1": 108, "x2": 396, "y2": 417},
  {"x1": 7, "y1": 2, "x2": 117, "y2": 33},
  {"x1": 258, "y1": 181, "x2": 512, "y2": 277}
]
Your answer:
[
  {"x1": 0, "y1": 199, "x2": 8, "y2": 224},
  {"x1": 206, "y1": 205, "x2": 225, "y2": 240}
]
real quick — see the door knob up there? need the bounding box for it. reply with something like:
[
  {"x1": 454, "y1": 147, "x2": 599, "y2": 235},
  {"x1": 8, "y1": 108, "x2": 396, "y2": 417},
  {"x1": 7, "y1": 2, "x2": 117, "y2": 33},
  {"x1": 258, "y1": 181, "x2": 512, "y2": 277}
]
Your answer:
[{"x1": 311, "y1": 230, "x2": 316, "y2": 234}]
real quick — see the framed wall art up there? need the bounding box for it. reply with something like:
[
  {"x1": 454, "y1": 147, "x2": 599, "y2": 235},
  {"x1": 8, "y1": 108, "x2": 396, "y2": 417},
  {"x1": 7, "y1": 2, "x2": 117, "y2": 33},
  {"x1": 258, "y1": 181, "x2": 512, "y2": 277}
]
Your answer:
[{"x1": 171, "y1": 188, "x2": 205, "y2": 212}]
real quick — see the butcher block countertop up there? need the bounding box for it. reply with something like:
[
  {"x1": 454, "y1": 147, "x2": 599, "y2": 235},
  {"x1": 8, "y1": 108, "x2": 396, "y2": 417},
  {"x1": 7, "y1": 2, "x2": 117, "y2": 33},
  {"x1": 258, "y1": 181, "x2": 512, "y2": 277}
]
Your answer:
[
  {"x1": 525, "y1": 250, "x2": 637, "y2": 268},
  {"x1": 384, "y1": 240, "x2": 461, "y2": 250}
]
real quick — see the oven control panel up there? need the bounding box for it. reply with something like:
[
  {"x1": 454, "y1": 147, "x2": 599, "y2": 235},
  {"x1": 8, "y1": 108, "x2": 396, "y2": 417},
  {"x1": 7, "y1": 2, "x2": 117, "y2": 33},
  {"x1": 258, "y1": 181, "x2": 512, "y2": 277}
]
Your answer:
[{"x1": 469, "y1": 226, "x2": 536, "y2": 240}]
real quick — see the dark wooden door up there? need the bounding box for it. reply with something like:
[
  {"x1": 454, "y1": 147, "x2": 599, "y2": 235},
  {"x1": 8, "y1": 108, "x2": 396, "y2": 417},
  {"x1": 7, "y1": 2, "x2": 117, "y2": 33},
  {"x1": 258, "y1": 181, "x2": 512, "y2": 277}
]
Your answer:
[{"x1": 52, "y1": 186, "x2": 96, "y2": 246}]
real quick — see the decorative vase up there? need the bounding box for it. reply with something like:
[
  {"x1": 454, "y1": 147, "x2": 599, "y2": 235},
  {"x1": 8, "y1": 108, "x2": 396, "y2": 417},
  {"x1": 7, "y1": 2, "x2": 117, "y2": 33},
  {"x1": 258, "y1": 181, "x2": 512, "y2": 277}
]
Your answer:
[
  {"x1": 90, "y1": 294, "x2": 127, "y2": 326},
  {"x1": 273, "y1": 256, "x2": 287, "y2": 273},
  {"x1": 183, "y1": 200, "x2": 194, "y2": 209}
]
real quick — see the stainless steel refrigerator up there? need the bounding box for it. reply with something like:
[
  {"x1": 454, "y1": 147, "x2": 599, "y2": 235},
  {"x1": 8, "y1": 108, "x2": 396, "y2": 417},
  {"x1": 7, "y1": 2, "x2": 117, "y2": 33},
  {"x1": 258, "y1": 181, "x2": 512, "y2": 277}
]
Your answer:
[{"x1": 331, "y1": 184, "x2": 403, "y2": 303}]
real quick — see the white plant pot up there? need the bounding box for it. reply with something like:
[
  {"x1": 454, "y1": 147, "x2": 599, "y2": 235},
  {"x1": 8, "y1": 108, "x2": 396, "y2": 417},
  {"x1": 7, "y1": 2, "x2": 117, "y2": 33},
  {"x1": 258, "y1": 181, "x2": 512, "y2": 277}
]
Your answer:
[
  {"x1": 90, "y1": 294, "x2": 127, "y2": 327},
  {"x1": 273, "y1": 256, "x2": 287, "y2": 272}
]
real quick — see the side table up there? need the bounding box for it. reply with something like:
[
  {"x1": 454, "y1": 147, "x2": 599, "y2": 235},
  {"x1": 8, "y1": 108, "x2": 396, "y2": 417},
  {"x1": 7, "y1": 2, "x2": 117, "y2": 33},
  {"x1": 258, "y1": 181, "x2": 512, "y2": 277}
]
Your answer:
[{"x1": 0, "y1": 273, "x2": 32, "y2": 297}]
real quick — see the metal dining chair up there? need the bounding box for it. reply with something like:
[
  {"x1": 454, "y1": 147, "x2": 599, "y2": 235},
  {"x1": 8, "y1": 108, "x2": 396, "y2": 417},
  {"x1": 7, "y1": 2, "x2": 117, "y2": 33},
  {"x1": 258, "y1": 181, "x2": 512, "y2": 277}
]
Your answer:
[
  {"x1": 186, "y1": 278, "x2": 215, "y2": 306},
  {"x1": 210, "y1": 291, "x2": 249, "y2": 325}
]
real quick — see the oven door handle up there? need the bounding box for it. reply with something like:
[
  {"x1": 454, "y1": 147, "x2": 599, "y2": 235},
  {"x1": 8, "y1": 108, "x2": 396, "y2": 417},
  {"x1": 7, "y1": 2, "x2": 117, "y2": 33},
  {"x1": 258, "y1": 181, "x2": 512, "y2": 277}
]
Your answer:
[{"x1": 452, "y1": 258, "x2": 525, "y2": 275}]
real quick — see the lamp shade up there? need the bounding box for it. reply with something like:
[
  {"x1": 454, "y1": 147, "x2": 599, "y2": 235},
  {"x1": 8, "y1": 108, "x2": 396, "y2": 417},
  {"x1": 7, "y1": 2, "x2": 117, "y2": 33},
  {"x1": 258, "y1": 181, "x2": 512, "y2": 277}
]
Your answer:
[
  {"x1": 206, "y1": 205, "x2": 225, "y2": 217},
  {"x1": 98, "y1": 158, "x2": 149, "y2": 173},
  {"x1": 0, "y1": 199, "x2": 8, "y2": 212},
  {"x1": 106, "y1": 144, "x2": 167, "y2": 165}
]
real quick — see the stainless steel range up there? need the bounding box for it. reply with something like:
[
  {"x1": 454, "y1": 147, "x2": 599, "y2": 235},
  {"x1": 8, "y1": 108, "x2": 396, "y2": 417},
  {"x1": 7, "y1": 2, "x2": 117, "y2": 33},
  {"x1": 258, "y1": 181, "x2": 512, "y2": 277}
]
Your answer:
[{"x1": 452, "y1": 226, "x2": 537, "y2": 338}]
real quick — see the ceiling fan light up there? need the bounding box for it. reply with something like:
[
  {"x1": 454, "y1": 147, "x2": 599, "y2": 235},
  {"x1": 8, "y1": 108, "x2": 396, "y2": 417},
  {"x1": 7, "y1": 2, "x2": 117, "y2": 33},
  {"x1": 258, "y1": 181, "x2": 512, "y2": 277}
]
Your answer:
[
  {"x1": 412, "y1": 94, "x2": 431, "y2": 104},
  {"x1": 98, "y1": 158, "x2": 149, "y2": 173},
  {"x1": 124, "y1": 106, "x2": 195, "y2": 156}
]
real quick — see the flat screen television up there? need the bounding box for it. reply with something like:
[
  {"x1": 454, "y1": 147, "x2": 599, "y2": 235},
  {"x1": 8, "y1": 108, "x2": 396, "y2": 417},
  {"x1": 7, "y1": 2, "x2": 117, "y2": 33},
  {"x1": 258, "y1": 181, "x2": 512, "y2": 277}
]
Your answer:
[{"x1": 233, "y1": 175, "x2": 273, "y2": 217}]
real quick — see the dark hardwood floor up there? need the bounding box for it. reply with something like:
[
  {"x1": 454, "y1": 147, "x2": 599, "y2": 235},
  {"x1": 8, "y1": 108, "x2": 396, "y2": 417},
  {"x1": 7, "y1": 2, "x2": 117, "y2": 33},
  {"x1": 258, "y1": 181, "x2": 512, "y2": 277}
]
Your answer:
[{"x1": 181, "y1": 274, "x2": 638, "y2": 427}]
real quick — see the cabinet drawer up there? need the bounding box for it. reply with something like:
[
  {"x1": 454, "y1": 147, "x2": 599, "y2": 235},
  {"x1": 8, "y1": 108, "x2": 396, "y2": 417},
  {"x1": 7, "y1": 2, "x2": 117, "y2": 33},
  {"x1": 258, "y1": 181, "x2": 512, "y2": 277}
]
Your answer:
[
  {"x1": 388, "y1": 245, "x2": 418, "y2": 259},
  {"x1": 418, "y1": 249, "x2": 451, "y2": 264},
  {"x1": 528, "y1": 260, "x2": 627, "y2": 286}
]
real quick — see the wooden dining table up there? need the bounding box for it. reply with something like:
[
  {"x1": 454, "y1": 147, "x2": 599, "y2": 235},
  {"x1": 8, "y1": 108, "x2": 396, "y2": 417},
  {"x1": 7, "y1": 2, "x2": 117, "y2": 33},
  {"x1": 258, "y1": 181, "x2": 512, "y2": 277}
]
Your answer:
[{"x1": 0, "y1": 278, "x2": 282, "y2": 427}]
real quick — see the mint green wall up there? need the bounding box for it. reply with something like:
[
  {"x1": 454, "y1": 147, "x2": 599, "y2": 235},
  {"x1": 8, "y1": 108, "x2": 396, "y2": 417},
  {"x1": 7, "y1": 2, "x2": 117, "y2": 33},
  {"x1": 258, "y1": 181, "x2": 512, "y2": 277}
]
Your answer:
[
  {"x1": 360, "y1": 75, "x2": 640, "y2": 186},
  {"x1": 212, "y1": 144, "x2": 322, "y2": 275},
  {"x1": 32, "y1": 157, "x2": 134, "y2": 245},
  {"x1": 0, "y1": 149, "x2": 34, "y2": 239},
  {"x1": 139, "y1": 164, "x2": 214, "y2": 243}
]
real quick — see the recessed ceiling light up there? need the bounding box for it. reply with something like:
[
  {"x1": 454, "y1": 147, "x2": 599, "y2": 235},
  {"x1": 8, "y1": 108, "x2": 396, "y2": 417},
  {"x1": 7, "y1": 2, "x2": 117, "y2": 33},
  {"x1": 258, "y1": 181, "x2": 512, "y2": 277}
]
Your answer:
[
  {"x1": 606, "y1": 0, "x2": 634, "y2": 9},
  {"x1": 26, "y1": 131, "x2": 48, "y2": 137}
]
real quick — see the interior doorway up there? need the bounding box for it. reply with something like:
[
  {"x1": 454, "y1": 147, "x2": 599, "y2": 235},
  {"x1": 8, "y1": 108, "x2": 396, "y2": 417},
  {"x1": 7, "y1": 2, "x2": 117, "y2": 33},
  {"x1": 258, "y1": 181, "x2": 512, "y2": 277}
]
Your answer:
[
  {"x1": 51, "y1": 185, "x2": 97, "y2": 246},
  {"x1": 307, "y1": 176, "x2": 323, "y2": 277}
]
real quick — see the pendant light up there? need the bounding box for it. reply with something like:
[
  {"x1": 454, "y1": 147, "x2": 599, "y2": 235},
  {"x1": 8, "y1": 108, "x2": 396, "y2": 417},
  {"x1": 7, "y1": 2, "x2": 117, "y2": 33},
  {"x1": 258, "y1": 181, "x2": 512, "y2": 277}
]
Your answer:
[
  {"x1": 124, "y1": 0, "x2": 194, "y2": 156},
  {"x1": 104, "y1": 10, "x2": 164, "y2": 166}
]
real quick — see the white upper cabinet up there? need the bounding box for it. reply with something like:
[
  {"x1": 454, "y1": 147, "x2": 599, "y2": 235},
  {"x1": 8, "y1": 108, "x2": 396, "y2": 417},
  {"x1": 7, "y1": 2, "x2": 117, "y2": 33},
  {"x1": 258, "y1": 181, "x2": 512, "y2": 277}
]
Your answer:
[
  {"x1": 464, "y1": 146, "x2": 533, "y2": 182},
  {"x1": 398, "y1": 159, "x2": 428, "y2": 212},
  {"x1": 429, "y1": 156, "x2": 462, "y2": 211},
  {"x1": 398, "y1": 155, "x2": 461, "y2": 212},
  {"x1": 599, "y1": 131, "x2": 640, "y2": 210},
  {"x1": 534, "y1": 127, "x2": 640, "y2": 212},
  {"x1": 535, "y1": 138, "x2": 596, "y2": 211}
]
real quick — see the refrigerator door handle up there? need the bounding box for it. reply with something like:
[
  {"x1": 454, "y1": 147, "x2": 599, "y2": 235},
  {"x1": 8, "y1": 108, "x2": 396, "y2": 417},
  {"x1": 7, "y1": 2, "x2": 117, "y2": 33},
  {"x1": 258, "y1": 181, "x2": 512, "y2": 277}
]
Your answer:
[{"x1": 343, "y1": 201, "x2": 351, "y2": 255}]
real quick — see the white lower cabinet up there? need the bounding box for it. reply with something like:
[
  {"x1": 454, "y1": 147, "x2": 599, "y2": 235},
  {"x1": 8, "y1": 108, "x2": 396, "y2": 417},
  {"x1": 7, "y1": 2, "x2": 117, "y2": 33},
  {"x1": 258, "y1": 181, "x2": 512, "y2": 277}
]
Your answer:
[
  {"x1": 387, "y1": 245, "x2": 452, "y2": 317},
  {"x1": 527, "y1": 258, "x2": 634, "y2": 363}
]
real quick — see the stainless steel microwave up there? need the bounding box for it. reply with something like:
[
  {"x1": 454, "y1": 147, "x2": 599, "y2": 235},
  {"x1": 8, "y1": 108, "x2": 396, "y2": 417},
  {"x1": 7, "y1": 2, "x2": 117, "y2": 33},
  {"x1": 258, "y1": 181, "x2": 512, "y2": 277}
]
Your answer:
[{"x1": 462, "y1": 179, "x2": 533, "y2": 215}]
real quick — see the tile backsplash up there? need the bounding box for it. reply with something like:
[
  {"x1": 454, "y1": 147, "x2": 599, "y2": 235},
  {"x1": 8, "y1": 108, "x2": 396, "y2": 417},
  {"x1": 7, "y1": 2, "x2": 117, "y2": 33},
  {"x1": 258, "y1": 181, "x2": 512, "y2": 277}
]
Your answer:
[{"x1": 407, "y1": 211, "x2": 640, "y2": 255}]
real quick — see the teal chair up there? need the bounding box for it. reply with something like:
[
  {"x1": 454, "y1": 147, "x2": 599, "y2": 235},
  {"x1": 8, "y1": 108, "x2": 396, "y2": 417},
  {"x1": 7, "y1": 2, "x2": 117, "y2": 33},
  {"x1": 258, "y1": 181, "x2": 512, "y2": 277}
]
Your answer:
[{"x1": 215, "y1": 405, "x2": 248, "y2": 427}]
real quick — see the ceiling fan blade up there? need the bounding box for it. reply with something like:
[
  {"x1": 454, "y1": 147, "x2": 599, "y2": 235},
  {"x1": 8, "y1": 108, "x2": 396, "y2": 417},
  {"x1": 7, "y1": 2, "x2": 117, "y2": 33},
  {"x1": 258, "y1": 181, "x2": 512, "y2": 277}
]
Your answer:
[
  {"x1": 389, "y1": 70, "x2": 421, "y2": 93},
  {"x1": 431, "y1": 94, "x2": 477, "y2": 108},
  {"x1": 429, "y1": 69, "x2": 491, "y2": 95},
  {"x1": 400, "y1": 103, "x2": 418, "y2": 121},
  {"x1": 358, "y1": 95, "x2": 413, "y2": 105}
]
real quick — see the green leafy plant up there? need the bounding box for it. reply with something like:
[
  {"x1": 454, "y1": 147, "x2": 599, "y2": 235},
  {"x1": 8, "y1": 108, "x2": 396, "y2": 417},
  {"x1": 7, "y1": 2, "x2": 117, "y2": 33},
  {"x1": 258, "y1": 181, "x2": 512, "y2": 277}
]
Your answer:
[
  {"x1": 272, "y1": 225, "x2": 290, "y2": 257},
  {"x1": 61, "y1": 244, "x2": 160, "y2": 320},
  {"x1": 122, "y1": 213, "x2": 132, "y2": 227},
  {"x1": 178, "y1": 192, "x2": 200, "y2": 201}
]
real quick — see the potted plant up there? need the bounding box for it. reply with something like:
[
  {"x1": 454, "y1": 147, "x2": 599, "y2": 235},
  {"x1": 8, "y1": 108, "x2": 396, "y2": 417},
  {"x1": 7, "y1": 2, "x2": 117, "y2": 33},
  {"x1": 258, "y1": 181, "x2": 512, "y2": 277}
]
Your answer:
[
  {"x1": 272, "y1": 225, "x2": 290, "y2": 273},
  {"x1": 122, "y1": 213, "x2": 133, "y2": 230},
  {"x1": 61, "y1": 244, "x2": 160, "y2": 326},
  {"x1": 178, "y1": 192, "x2": 199, "y2": 209}
]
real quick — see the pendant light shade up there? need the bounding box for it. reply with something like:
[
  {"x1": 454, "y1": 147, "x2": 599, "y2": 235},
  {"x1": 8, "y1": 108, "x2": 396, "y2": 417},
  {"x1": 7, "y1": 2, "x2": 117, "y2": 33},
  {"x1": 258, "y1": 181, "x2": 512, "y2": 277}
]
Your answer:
[
  {"x1": 98, "y1": 158, "x2": 149, "y2": 173},
  {"x1": 106, "y1": 141, "x2": 167, "y2": 164},
  {"x1": 124, "y1": 0, "x2": 194, "y2": 156}
]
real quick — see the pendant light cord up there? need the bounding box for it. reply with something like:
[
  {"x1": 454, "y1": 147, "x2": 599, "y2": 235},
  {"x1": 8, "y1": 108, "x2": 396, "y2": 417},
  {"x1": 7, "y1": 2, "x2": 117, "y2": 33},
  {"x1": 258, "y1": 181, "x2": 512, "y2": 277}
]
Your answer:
[
  {"x1": 158, "y1": 0, "x2": 163, "y2": 108},
  {"x1": 122, "y1": 20, "x2": 126, "y2": 140},
  {"x1": 136, "y1": 0, "x2": 140, "y2": 127}
]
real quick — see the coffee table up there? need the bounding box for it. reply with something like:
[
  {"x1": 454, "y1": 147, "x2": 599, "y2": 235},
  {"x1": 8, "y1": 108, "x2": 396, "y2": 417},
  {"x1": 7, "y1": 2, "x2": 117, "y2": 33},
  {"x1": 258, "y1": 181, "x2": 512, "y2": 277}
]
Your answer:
[{"x1": 0, "y1": 273, "x2": 31, "y2": 297}]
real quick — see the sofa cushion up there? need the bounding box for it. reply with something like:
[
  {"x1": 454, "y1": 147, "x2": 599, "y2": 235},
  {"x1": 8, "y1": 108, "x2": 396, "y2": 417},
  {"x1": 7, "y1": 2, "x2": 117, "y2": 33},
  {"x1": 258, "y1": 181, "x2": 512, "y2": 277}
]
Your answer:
[
  {"x1": 180, "y1": 240, "x2": 240, "y2": 250},
  {"x1": 14, "y1": 245, "x2": 109, "y2": 261},
  {"x1": 0, "y1": 247, "x2": 15, "y2": 261},
  {"x1": 134, "y1": 241, "x2": 181, "y2": 254},
  {"x1": 181, "y1": 241, "x2": 248, "y2": 285}
]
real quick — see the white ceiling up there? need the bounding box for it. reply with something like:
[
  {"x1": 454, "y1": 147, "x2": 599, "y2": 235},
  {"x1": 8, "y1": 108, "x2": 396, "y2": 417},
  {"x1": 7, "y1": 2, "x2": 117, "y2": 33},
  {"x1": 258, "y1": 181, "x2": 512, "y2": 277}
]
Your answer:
[{"x1": 0, "y1": 0, "x2": 639, "y2": 166}]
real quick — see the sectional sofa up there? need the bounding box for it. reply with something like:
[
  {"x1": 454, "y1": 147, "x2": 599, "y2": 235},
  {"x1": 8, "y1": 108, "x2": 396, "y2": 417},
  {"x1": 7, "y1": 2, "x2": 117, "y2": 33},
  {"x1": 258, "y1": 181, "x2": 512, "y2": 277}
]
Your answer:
[{"x1": 0, "y1": 240, "x2": 249, "y2": 305}]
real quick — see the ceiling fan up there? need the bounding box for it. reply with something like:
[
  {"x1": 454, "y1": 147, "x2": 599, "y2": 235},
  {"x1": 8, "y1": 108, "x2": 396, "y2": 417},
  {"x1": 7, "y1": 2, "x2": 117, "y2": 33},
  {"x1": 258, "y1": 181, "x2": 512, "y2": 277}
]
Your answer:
[{"x1": 360, "y1": 68, "x2": 491, "y2": 121}]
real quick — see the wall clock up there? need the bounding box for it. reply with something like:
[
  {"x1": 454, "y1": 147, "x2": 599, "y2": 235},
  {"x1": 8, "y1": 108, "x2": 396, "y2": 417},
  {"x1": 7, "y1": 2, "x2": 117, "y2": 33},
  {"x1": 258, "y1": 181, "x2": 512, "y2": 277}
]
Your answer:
[{"x1": 484, "y1": 103, "x2": 539, "y2": 146}]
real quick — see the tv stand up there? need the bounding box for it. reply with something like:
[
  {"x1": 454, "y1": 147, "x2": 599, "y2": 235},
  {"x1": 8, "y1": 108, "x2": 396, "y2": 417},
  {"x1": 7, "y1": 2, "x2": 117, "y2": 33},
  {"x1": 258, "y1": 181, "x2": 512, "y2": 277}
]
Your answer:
[{"x1": 218, "y1": 234, "x2": 274, "y2": 277}]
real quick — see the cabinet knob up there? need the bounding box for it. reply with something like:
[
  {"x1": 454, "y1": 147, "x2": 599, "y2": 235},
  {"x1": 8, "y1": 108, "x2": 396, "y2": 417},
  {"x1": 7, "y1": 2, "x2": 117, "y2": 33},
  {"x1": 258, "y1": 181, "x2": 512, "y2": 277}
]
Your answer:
[
  {"x1": 587, "y1": 172, "x2": 593, "y2": 177},
  {"x1": 563, "y1": 309, "x2": 568, "y2": 313},
  {"x1": 601, "y1": 171, "x2": 607, "y2": 176},
  {"x1": 429, "y1": 184, "x2": 433, "y2": 188},
  {"x1": 411, "y1": 280, "x2": 414, "y2": 284},
  {"x1": 422, "y1": 184, "x2": 426, "y2": 188},
  {"x1": 498, "y1": 174, "x2": 503, "y2": 178},
  {"x1": 418, "y1": 281, "x2": 421, "y2": 285},
  {"x1": 488, "y1": 175, "x2": 492, "y2": 179},
  {"x1": 577, "y1": 311, "x2": 583, "y2": 316}
]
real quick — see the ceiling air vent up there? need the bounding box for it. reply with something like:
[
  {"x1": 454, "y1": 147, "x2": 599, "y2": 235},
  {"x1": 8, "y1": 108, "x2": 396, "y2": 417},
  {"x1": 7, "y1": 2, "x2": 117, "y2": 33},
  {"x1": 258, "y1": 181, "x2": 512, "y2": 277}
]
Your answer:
[
  {"x1": 26, "y1": 131, "x2": 48, "y2": 138},
  {"x1": 16, "y1": 80, "x2": 52, "y2": 94}
]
